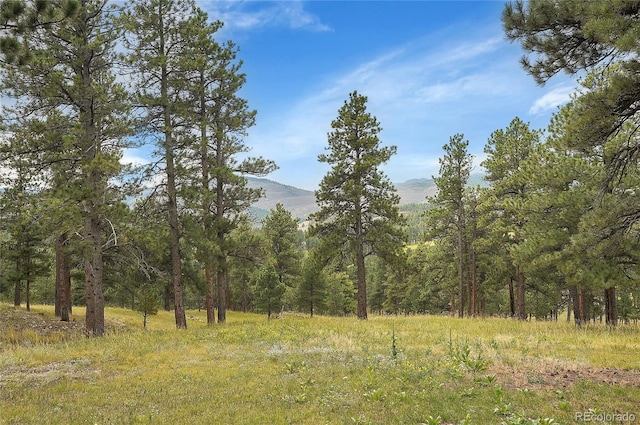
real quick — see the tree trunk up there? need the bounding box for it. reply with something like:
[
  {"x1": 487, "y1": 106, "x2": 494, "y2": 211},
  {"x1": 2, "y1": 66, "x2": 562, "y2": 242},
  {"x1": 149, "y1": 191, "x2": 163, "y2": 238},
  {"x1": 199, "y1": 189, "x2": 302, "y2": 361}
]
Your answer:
[
  {"x1": 55, "y1": 261, "x2": 60, "y2": 316},
  {"x1": 604, "y1": 286, "x2": 617, "y2": 327},
  {"x1": 26, "y1": 279, "x2": 31, "y2": 312},
  {"x1": 217, "y1": 254, "x2": 227, "y2": 324},
  {"x1": 355, "y1": 244, "x2": 367, "y2": 320},
  {"x1": 352, "y1": 174, "x2": 368, "y2": 320},
  {"x1": 56, "y1": 233, "x2": 71, "y2": 322},
  {"x1": 214, "y1": 135, "x2": 228, "y2": 324},
  {"x1": 67, "y1": 268, "x2": 72, "y2": 315},
  {"x1": 566, "y1": 288, "x2": 572, "y2": 323},
  {"x1": 79, "y1": 10, "x2": 107, "y2": 337},
  {"x1": 13, "y1": 280, "x2": 21, "y2": 308},
  {"x1": 84, "y1": 214, "x2": 105, "y2": 337},
  {"x1": 163, "y1": 283, "x2": 172, "y2": 311},
  {"x1": 457, "y1": 222, "x2": 464, "y2": 318},
  {"x1": 571, "y1": 286, "x2": 586, "y2": 326},
  {"x1": 508, "y1": 277, "x2": 515, "y2": 318},
  {"x1": 81, "y1": 111, "x2": 104, "y2": 336},
  {"x1": 14, "y1": 254, "x2": 21, "y2": 306},
  {"x1": 205, "y1": 262, "x2": 215, "y2": 325},
  {"x1": 471, "y1": 249, "x2": 477, "y2": 317},
  {"x1": 466, "y1": 257, "x2": 472, "y2": 318},
  {"x1": 516, "y1": 266, "x2": 526, "y2": 320},
  {"x1": 25, "y1": 255, "x2": 31, "y2": 311},
  {"x1": 165, "y1": 135, "x2": 186, "y2": 330},
  {"x1": 199, "y1": 74, "x2": 215, "y2": 326},
  {"x1": 157, "y1": 3, "x2": 186, "y2": 330},
  {"x1": 580, "y1": 289, "x2": 587, "y2": 324}
]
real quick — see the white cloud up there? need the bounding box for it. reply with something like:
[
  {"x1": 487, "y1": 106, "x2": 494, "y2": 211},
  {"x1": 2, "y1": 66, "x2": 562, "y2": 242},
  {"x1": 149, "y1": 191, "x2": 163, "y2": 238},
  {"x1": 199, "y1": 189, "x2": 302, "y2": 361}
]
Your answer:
[
  {"x1": 248, "y1": 34, "x2": 522, "y2": 167},
  {"x1": 424, "y1": 37, "x2": 503, "y2": 70},
  {"x1": 529, "y1": 85, "x2": 575, "y2": 115},
  {"x1": 199, "y1": 0, "x2": 331, "y2": 34},
  {"x1": 249, "y1": 37, "x2": 534, "y2": 183},
  {"x1": 318, "y1": 36, "x2": 505, "y2": 103},
  {"x1": 120, "y1": 148, "x2": 151, "y2": 167},
  {"x1": 238, "y1": 16, "x2": 578, "y2": 189},
  {"x1": 416, "y1": 73, "x2": 513, "y2": 104},
  {"x1": 279, "y1": 1, "x2": 331, "y2": 31}
]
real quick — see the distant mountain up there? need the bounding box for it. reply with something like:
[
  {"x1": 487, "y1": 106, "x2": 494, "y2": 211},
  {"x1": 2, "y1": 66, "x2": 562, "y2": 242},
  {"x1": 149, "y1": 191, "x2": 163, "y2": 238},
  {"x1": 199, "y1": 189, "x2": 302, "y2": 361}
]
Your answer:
[
  {"x1": 394, "y1": 178, "x2": 438, "y2": 204},
  {"x1": 247, "y1": 177, "x2": 317, "y2": 221},
  {"x1": 247, "y1": 173, "x2": 486, "y2": 221}
]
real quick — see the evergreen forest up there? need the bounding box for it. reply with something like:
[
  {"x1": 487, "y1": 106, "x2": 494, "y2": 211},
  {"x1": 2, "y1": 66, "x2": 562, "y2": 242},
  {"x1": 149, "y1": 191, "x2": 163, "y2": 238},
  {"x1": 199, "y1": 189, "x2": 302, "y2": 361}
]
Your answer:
[{"x1": 1, "y1": 0, "x2": 639, "y2": 337}]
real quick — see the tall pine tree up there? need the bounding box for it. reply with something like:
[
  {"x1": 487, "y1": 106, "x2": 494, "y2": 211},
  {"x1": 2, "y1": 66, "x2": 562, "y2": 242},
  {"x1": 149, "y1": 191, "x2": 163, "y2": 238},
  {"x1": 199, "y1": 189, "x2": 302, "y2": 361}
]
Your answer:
[
  {"x1": 311, "y1": 91, "x2": 405, "y2": 320},
  {"x1": 428, "y1": 134, "x2": 472, "y2": 318},
  {"x1": 481, "y1": 117, "x2": 540, "y2": 320},
  {"x1": 179, "y1": 10, "x2": 276, "y2": 324},
  {"x1": 1, "y1": 0, "x2": 131, "y2": 336},
  {"x1": 122, "y1": 0, "x2": 198, "y2": 329}
]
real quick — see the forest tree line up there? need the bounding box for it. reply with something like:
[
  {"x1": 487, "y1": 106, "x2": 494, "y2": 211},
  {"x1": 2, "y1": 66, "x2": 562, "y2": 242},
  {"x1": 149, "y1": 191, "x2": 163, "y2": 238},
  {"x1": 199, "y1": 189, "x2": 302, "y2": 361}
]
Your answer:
[{"x1": 0, "y1": 0, "x2": 638, "y2": 334}]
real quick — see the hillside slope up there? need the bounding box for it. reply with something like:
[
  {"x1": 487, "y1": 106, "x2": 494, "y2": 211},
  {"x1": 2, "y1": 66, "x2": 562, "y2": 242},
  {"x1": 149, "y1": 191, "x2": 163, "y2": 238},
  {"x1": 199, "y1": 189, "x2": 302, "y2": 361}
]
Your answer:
[
  {"x1": 248, "y1": 174, "x2": 485, "y2": 220},
  {"x1": 247, "y1": 178, "x2": 317, "y2": 220}
]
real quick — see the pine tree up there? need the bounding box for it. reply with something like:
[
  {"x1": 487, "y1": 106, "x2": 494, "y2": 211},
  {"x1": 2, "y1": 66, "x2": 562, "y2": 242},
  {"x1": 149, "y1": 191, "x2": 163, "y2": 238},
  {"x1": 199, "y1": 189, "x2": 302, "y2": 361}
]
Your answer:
[
  {"x1": 0, "y1": 159, "x2": 49, "y2": 311},
  {"x1": 1, "y1": 0, "x2": 131, "y2": 336},
  {"x1": 558, "y1": 92, "x2": 638, "y2": 326},
  {"x1": 481, "y1": 118, "x2": 540, "y2": 320},
  {"x1": 297, "y1": 253, "x2": 326, "y2": 317},
  {"x1": 227, "y1": 220, "x2": 269, "y2": 312},
  {"x1": 508, "y1": 137, "x2": 595, "y2": 324},
  {"x1": 122, "y1": 0, "x2": 200, "y2": 329},
  {"x1": 503, "y1": 0, "x2": 640, "y2": 211},
  {"x1": 428, "y1": 134, "x2": 472, "y2": 318},
  {"x1": 504, "y1": 2, "x2": 640, "y2": 323},
  {"x1": 0, "y1": 0, "x2": 79, "y2": 64},
  {"x1": 322, "y1": 271, "x2": 357, "y2": 316},
  {"x1": 262, "y1": 203, "x2": 301, "y2": 287},
  {"x1": 252, "y1": 266, "x2": 285, "y2": 319},
  {"x1": 177, "y1": 10, "x2": 276, "y2": 324},
  {"x1": 310, "y1": 91, "x2": 405, "y2": 320},
  {"x1": 136, "y1": 284, "x2": 159, "y2": 330}
]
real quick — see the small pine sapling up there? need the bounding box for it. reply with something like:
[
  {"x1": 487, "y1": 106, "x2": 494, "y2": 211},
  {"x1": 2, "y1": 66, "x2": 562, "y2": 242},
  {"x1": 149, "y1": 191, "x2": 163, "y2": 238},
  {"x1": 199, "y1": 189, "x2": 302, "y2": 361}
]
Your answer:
[{"x1": 136, "y1": 285, "x2": 159, "y2": 329}]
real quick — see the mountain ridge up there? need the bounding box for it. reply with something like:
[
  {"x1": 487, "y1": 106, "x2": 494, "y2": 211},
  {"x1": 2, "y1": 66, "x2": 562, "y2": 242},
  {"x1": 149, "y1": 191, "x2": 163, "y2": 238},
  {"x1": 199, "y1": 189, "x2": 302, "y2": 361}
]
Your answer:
[
  {"x1": 246, "y1": 176, "x2": 463, "y2": 220},
  {"x1": 247, "y1": 174, "x2": 487, "y2": 221}
]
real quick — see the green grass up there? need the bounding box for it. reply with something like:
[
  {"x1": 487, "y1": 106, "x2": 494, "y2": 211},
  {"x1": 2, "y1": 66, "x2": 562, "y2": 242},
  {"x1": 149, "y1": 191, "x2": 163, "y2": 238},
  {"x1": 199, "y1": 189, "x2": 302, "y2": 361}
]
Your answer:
[{"x1": 1, "y1": 305, "x2": 639, "y2": 424}]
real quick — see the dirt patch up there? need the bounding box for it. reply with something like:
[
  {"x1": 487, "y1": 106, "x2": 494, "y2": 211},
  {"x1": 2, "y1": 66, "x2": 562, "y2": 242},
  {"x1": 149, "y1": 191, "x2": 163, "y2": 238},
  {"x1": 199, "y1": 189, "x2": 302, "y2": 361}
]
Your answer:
[
  {"x1": 0, "y1": 305, "x2": 131, "y2": 350},
  {"x1": 0, "y1": 305, "x2": 86, "y2": 348},
  {"x1": 490, "y1": 359, "x2": 640, "y2": 389}
]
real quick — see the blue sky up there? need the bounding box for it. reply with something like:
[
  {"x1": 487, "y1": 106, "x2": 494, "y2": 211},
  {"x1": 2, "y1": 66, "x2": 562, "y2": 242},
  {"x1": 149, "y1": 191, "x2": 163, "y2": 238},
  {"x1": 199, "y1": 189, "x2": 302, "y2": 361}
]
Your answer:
[{"x1": 195, "y1": 1, "x2": 577, "y2": 190}]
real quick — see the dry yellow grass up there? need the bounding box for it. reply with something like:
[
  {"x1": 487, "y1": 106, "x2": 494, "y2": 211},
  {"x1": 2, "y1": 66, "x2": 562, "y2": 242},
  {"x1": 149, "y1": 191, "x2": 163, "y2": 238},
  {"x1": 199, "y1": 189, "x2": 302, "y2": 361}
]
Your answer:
[{"x1": 1, "y1": 305, "x2": 639, "y2": 424}]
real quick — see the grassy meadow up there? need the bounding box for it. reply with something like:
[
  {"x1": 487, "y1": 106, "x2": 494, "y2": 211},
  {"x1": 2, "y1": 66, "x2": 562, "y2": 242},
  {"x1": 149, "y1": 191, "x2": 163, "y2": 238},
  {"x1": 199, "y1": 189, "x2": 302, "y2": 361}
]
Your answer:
[{"x1": 1, "y1": 305, "x2": 639, "y2": 425}]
